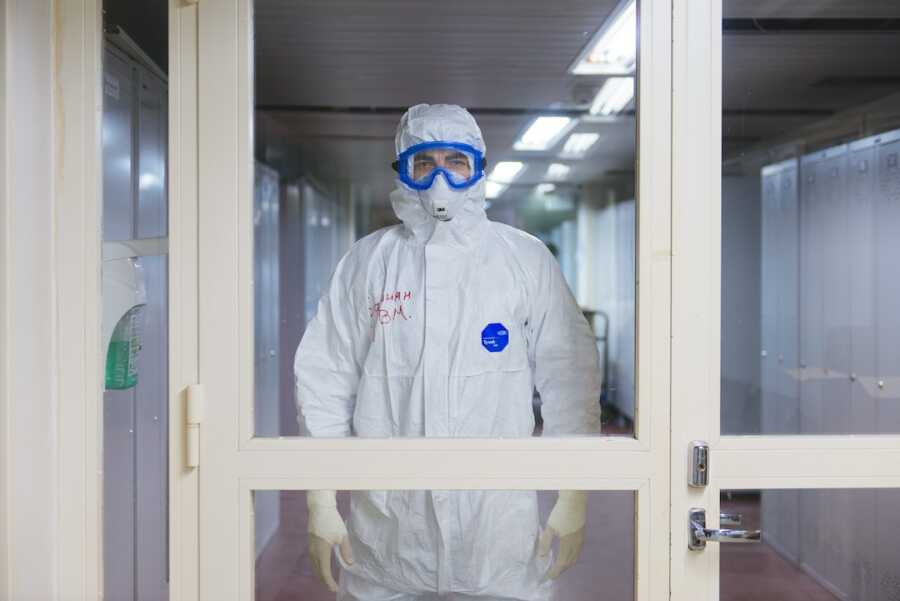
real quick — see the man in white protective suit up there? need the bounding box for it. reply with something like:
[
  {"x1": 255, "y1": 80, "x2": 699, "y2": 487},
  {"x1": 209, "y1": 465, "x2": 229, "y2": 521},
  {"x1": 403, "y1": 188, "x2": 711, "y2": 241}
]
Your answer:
[{"x1": 294, "y1": 103, "x2": 603, "y2": 600}]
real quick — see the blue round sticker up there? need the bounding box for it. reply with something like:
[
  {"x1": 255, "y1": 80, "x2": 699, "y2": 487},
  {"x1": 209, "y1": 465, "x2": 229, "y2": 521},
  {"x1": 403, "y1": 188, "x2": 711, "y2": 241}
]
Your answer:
[{"x1": 481, "y1": 322, "x2": 509, "y2": 353}]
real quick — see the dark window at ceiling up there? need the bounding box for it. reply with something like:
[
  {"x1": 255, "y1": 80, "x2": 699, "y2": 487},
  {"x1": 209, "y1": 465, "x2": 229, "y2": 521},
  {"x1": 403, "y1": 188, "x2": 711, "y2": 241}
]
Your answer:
[{"x1": 103, "y1": 0, "x2": 168, "y2": 73}]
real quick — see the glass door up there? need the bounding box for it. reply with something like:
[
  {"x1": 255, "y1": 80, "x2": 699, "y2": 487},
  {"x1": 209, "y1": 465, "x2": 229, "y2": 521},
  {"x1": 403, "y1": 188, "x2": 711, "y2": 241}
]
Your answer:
[
  {"x1": 671, "y1": 1, "x2": 900, "y2": 599},
  {"x1": 190, "y1": 0, "x2": 673, "y2": 599}
]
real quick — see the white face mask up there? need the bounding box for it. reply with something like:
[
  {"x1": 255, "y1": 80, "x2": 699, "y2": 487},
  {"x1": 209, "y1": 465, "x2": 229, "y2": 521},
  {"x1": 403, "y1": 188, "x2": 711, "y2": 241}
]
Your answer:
[{"x1": 417, "y1": 174, "x2": 468, "y2": 221}]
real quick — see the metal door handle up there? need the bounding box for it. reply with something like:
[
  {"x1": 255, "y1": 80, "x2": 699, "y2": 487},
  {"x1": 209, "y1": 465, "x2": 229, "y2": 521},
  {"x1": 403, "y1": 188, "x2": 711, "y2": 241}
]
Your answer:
[
  {"x1": 689, "y1": 508, "x2": 760, "y2": 550},
  {"x1": 719, "y1": 512, "x2": 742, "y2": 527}
]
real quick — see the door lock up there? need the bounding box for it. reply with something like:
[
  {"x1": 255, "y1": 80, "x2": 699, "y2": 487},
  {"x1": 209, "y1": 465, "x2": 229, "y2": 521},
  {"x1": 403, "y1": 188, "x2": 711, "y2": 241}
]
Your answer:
[
  {"x1": 688, "y1": 508, "x2": 761, "y2": 550},
  {"x1": 688, "y1": 441, "x2": 709, "y2": 487}
]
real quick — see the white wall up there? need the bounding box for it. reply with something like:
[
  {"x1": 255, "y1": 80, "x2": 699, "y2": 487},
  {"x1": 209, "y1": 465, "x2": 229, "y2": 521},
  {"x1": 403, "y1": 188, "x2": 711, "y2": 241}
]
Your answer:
[
  {"x1": 1, "y1": 1, "x2": 59, "y2": 599},
  {"x1": 576, "y1": 181, "x2": 636, "y2": 421}
]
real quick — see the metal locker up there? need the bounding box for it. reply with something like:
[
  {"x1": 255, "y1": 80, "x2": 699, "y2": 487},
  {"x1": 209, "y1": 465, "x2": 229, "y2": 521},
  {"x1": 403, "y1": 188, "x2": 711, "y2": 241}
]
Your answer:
[
  {"x1": 875, "y1": 131, "x2": 900, "y2": 433},
  {"x1": 759, "y1": 164, "x2": 779, "y2": 435},
  {"x1": 134, "y1": 255, "x2": 168, "y2": 601},
  {"x1": 136, "y1": 70, "x2": 168, "y2": 239},
  {"x1": 776, "y1": 160, "x2": 800, "y2": 435},
  {"x1": 848, "y1": 488, "x2": 878, "y2": 601},
  {"x1": 103, "y1": 47, "x2": 136, "y2": 242},
  {"x1": 820, "y1": 145, "x2": 851, "y2": 435},
  {"x1": 876, "y1": 489, "x2": 900, "y2": 601},
  {"x1": 848, "y1": 136, "x2": 878, "y2": 434},
  {"x1": 846, "y1": 137, "x2": 882, "y2": 601},
  {"x1": 102, "y1": 44, "x2": 139, "y2": 600},
  {"x1": 102, "y1": 34, "x2": 169, "y2": 601},
  {"x1": 759, "y1": 160, "x2": 801, "y2": 561},
  {"x1": 721, "y1": 173, "x2": 762, "y2": 435},
  {"x1": 799, "y1": 152, "x2": 825, "y2": 436}
]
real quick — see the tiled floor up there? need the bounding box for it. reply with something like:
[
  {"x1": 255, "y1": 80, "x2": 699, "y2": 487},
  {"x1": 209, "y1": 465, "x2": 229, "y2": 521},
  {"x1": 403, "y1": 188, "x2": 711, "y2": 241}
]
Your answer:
[{"x1": 720, "y1": 497, "x2": 837, "y2": 601}]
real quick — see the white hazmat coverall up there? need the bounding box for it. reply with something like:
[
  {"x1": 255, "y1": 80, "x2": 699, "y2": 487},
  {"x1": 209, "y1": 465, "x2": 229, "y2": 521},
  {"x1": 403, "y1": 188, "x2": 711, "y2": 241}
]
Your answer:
[{"x1": 294, "y1": 104, "x2": 603, "y2": 600}]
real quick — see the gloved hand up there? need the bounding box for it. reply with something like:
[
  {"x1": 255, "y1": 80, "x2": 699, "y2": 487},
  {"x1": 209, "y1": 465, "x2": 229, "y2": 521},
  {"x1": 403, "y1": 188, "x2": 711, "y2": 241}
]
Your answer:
[
  {"x1": 537, "y1": 490, "x2": 587, "y2": 580},
  {"x1": 307, "y1": 490, "x2": 354, "y2": 592}
]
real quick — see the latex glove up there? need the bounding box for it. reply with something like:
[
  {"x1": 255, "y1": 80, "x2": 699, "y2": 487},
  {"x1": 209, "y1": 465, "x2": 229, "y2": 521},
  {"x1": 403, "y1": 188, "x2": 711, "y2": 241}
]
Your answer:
[
  {"x1": 537, "y1": 490, "x2": 587, "y2": 580},
  {"x1": 307, "y1": 490, "x2": 354, "y2": 592}
]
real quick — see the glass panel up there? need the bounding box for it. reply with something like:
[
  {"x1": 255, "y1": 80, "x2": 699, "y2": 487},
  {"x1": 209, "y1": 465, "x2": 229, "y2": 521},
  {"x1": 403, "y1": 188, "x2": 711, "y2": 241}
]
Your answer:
[
  {"x1": 720, "y1": 1, "x2": 900, "y2": 434},
  {"x1": 253, "y1": 1, "x2": 639, "y2": 437},
  {"x1": 102, "y1": 1, "x2": 170, "y2": 598},
  {"x1": 254, "y1": 490, "x2": 634, "y2": 600},
  {"x1": 720, "y1": 489, "x2": 900, "y2": 601}
]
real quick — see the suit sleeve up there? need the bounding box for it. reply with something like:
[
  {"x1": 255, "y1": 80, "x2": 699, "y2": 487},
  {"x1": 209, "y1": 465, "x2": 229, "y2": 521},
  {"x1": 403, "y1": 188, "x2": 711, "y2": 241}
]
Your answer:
[
  {"x1": 293, "y1": 253, "x2": 370, "y2": 437},
  {"x1": 526, "y1": 247, "x2": 603, "y2": 435}
]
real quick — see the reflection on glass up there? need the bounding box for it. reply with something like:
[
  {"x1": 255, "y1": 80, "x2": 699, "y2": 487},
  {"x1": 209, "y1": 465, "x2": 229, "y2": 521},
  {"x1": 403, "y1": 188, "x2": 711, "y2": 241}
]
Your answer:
[
  {"x1": 254, "y1": 490, "x2": 634, "y2": 601},
  {"x1": 720, "y1": 2, "x2": 900, "y2": 434},
  {"x1": 721, "y1": 490, "x2": 900, "y2": 601},
  {"x1": 102, "y1": 17, "x2": 170, "y2": 600},
  {"x1": 252, "y1": 1, "x2": 638, "y2": 437}
]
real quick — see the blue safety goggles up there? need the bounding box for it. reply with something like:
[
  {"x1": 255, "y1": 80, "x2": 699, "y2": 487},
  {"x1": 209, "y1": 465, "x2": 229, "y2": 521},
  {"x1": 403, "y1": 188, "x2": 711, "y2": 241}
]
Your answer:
[{"x1": 392, "y1": 141, "x2": 486, "y2": 191}]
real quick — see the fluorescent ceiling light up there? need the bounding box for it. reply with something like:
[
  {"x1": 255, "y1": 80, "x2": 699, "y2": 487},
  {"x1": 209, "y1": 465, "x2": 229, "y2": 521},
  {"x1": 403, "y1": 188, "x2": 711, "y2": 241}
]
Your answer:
[
  {"x1": 570, "y1": 0, "x2": 637, "y2": 75},
  {"x1": 513, "y1": 116, "x2": 574, "y2": 151},
  {"x1": 535, "y1": 183, "x2": 556, "y2": 195},
  {"x1": 486, "y1": 180, "x2": 507, "y2": 199},
  {"x1": 589, "y1": 77, "x2": 634, "y2": 116},
  {"x1": 489, "y1": 161, "x2": 525, "y2": 184},
  {"x1": 545, "y1": 163, "x2": 571, "y2": 181},
  {"x1": 560, "y1": 133, "x2": 601, "y2": 158}
]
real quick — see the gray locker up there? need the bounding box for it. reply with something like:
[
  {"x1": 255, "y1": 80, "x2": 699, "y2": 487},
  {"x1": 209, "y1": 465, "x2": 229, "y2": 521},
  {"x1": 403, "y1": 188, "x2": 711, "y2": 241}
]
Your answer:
[
  {"x1": 848, "y1": 488, "x2": 878, "y2": 601},
  {"x1": 134, "y1": 255, "x2": 169, "y2": 601},
  {"x1": 799, "y1": 151, "x2": 826, "y2": 436},
  {"x1": 721, "y1": 174, "x2": 762, "y2": 435},
  {"x1": 848, "y1": 137, "x2": 878, "y2": 434},
  {"x1": 777, "y1": 161, "x2": 800, "y2": 435},
  {"x1": 759, "y1": 168, "x2": 777, "y2": 435},
  {"x1": 876, "y1": 489, "x2": 900, "y2": 601},
  {"x1": 102, "y1": 40, "x2": 169, "y2": 601},
  {"x1": 137, "y1": 72, "x2": 168, "y2": 239},
  {"x1": 758, "y1": 129, "x2": 900, "y2": 601},
  {"x1": 759, "y1": 161, "x2": 802, "y2": 564},
  {"x1": 821, "y1": 146, "x2": 851, "y2": 435},
  {"x1": 103, "y1": 48, "x2": 136, "y2": 241},
  {"x1": 876, "y1": 131, "x2": 900, "y2": 433}
]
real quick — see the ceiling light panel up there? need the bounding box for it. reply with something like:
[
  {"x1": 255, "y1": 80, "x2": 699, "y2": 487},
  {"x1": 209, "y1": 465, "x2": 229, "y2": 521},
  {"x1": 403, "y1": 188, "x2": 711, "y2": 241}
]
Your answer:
[
  {"x1": 489, "y1": 161, "x2": 525, "y2": 184},
  {"x1": 513, "y1": 116, "x2": 574, "y2": 151},
  {"x1": 570, "y1": 0, "x2": 637, "y2": 75},
  {"x1": 560, "y1": 132, "x2": 601, "y2": 158},
  {"x1": 589, "y1": 77, "x2": 635, "y2": 116}
]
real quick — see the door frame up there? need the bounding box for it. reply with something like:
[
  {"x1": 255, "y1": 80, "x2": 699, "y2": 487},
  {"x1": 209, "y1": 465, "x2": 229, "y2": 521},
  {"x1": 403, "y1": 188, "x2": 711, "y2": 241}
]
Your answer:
[
  {"x1": 38, "y1": 2, "x2": 201, "y2": 600},
  {"x1": 669, "y1": 1, "x2": 900, "y2": 599},
  {"x1": 191, "y1": 0, "x2": 672, "y2": 599}
]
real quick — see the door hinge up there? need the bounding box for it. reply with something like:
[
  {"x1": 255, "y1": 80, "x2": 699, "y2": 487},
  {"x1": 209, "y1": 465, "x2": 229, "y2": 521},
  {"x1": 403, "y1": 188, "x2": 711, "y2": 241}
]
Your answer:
[{"x1": 186, "y1": 383, "x2": 203, "y2": 468}]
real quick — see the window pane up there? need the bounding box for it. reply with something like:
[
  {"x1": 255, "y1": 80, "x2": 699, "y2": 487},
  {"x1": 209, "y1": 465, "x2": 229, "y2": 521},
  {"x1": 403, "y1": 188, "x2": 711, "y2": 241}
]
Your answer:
[
  {"x1": 720, "y1": 489, "x2": 900, "y2": 601},
  {"x1": 101, "y1": 1, "x2": 170, "y2": 596},
  {"x1": 254, "y1": 490, "x2": 634, "y2": 600},
  {"x1": 253, "y1": 1, "x2": 639, "y2": 437},
  {"x1": 720, "y1": 2, "x2": 900, "y2": 434}
]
